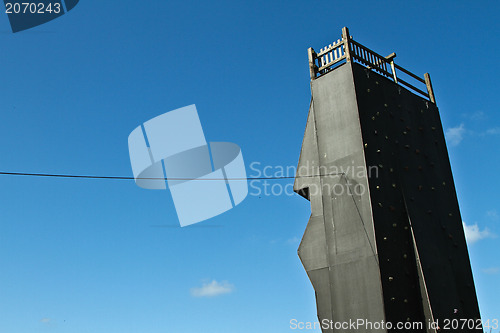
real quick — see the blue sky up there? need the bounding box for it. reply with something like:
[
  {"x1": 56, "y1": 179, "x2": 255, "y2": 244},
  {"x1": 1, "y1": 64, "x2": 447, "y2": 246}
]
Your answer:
[{"x1": 0, "y1": 1, "x2": 498, "y2": 332}]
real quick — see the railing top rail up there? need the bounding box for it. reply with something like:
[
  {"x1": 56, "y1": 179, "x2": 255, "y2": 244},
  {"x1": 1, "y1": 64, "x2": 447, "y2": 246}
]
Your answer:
[{"x1": 307, "y1": 27, "x2": 436, "y2": 104}]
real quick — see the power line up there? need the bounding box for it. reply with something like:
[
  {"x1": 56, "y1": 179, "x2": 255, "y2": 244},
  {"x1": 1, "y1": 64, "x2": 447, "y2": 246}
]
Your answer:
[{"x1": 0, "y1": 171, "x2": 344, "y2": 181}]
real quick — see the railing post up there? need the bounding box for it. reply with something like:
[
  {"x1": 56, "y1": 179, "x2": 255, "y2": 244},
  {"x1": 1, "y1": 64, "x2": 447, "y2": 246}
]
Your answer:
[
  {"x1": 385, "y1": 52, "x2": 398, "y2": 83},
  {"x1": 342, "y1": 27, "x2": 351, "y2": 62},
  {"x1": 308, "y1": 47, "x2": 317, "y2": 80},
  {"x1": 390, "y1": 61, "x2": 398, "y2": 83},
  {"x1": 424, "y1": 73, "x2": 436, "y2": 104}
]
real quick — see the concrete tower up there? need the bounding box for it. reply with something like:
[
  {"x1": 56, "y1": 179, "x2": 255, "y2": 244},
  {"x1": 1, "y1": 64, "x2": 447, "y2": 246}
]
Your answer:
[{"x1": 294, "y1": 27, "x2": 481, "y2": 332}]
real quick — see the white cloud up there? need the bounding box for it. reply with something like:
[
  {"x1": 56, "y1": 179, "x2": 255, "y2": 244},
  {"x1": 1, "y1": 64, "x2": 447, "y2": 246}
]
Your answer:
[
  {"x1": 487, "y1": 210, "x2": 498, "y2": 220},
  {"x1": 482, "y1": 267, "x2": 499, "y2": 275},
  {"x1": 463, "y1": 222, "x2": 495, "y2": 244},
  {"x1": 485, "y1": 127, "x2": 500, "y2": 135},
  {"x1": 190, "y1": 280, "x2": 234, "y2": 297},
  {"x1": 445, "y1": 124, "x2": 466, "y2": 146},
  {"x1": 40, "y1": 318, "x2": 51, "y2": 324},
  {"x1": 470, "y1": 111, "x2": 486, "y2": 121},
  {"x1": 270, "y1": 237, "x2": 301, "y2": 245}
]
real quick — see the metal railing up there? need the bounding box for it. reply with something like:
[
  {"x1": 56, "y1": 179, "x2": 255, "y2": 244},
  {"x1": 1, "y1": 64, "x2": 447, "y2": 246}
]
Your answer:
[{"x1": 308, "y1": 27, "x2": 436, "y2": 104}]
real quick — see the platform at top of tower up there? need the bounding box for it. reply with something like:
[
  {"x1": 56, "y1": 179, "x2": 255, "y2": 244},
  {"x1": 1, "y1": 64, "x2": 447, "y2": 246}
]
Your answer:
[{"x1": 307, "y1": 27, "x2": 436, "y2": 105}]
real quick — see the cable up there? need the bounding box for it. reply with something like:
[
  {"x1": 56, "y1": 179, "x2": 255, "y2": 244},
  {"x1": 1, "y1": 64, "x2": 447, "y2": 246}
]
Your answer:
[{"x1": 0, "y1": 171, "x2": 345, "y2": 181}]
